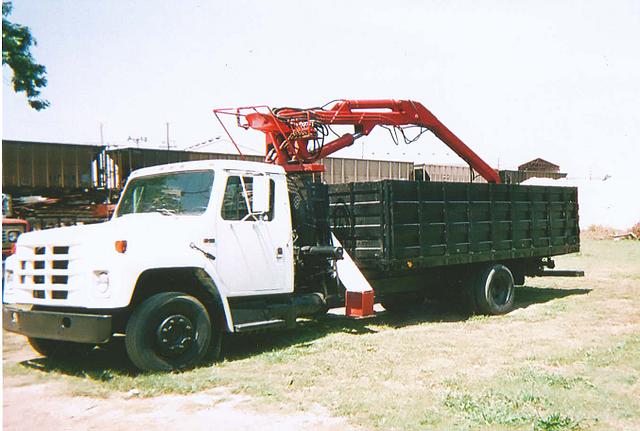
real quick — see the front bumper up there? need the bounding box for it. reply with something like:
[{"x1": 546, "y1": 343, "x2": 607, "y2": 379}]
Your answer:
[{"x1": 3, "y1": 305, "x2": 112, "y2": 344}]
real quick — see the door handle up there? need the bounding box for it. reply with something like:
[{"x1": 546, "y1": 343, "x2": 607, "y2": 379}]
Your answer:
[
  {"x1": 276, "y1": 247, "x2": 284, "y2": 259},
  {"x1": 190, "y1": 243, "x2": 216, "y2": 261}
]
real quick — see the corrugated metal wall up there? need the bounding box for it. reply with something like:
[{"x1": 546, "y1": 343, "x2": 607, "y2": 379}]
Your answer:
[
  {"x1": 414, "y1": 163, "x2": 487, "y2": 183},
  {"x1": 317, "y1": 158, "x2": 414, "y2": 184},
  {"x1": 2, "y1": 140, "x2": 102, "y2": 191},
  {"x1": 4, "y1": 141, "x2": 497, "y2": 195},
  {"x1": 108, "y1": 147, "x2": 414, "y2": 188},
  {"x1": 107, "y1": 148, "x2": 265, "y2": 189}
]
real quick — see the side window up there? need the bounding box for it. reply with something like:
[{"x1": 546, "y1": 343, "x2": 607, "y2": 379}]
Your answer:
[{"x1": 221, "y1": 175, "x2": 275, "y2": 221}]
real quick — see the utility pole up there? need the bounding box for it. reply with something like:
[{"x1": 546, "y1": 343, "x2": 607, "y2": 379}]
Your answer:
[
  {"x1": 99, "y1": 122, "x2": 109, "y2": 202},
  {"x1": 166, "y1": 122, "x2": 171, "y2": 163}
]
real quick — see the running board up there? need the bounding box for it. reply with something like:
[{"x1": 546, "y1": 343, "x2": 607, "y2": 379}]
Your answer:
[
  {"x1": 535, "y1": 269, "x2": 585, "y2": 277},
  {"x1": 234, "y1": 319, "x2": 286, "y2": 333}
]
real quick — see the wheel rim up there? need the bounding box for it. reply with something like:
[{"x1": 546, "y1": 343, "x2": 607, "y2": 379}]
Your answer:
[
  {"x1": 489, "y1": 271, "x2": 512, "y2": 305},
  {"x1": 155, "y1": 314, "x2": 195, "y2": 358}
]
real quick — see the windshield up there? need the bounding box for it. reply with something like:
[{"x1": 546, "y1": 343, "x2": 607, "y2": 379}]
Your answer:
[{"x1": 116, "y1": 170, "x2": 214, "y2": 217}]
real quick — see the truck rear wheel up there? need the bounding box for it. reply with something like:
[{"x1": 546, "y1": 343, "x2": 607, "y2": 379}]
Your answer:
[
  {"x1": 28, "y1": 337, "x2": 95, "y2": 359},
  {"x1": 473, "y1": 264, "x2": 515, "y2": 315},
  {"x1": 125, "y1": 292, "x2": 212, "y2": 372}
]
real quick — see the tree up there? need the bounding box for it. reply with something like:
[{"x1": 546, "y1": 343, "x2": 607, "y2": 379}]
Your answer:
[{"x1": 2, "y1": 0, "x2": 49, "y2": 110}]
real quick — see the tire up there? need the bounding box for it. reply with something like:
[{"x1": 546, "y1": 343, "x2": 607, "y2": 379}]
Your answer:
[
  {"x1": 28, "y1": 337, "x2": 95, "y2": 359},
  {"x1": 125, "y1": 292, "x2": 212, "y2": 372},
  {"x1": 473, "y1": 264, "x2": 515, "y2": 315},
  {"x1": 381, "y1": 293, "x2": 425, "y2": 313}
]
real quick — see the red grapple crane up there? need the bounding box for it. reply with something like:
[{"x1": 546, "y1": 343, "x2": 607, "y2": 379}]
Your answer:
[{"x1": 213, "y1": 99, "x2": 501, "y2": 183}]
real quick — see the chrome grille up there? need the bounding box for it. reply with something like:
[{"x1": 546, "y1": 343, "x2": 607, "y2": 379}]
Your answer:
[{"x1": 15, "y1": 244, "x2": 75, "y2": 301}]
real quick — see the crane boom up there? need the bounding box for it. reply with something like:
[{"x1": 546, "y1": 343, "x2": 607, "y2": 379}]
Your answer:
[{"x1": 213, "y1": 99, "x2": 501, "y2": 183}]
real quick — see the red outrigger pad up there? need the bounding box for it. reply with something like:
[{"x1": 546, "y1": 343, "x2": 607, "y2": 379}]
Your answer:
[{"x1": 346, "y1": 291, "x2": 375, "y2": 318}]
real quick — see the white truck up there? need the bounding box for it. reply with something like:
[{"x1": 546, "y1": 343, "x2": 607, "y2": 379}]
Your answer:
[
  {"x1": 3, "y1": 99, "x2": 582, "y2": 372},
  {"x1": 3, "y1": 160, "x2": 352, "y2": 371}
]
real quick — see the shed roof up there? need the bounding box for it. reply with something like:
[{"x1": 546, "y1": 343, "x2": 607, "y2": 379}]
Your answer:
[{"x1": 518, "y1": 158, "x2": 560, "y2": 171}]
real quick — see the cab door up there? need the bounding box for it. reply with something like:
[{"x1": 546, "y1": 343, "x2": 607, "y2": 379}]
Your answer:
[{"x1": 215, "y1": 172, "x2": 293, "y2": 295}]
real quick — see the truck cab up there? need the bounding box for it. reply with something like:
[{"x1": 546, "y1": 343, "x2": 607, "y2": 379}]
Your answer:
[{"x1": 3, "y1": 160, "x2": 338, "y2": 371}]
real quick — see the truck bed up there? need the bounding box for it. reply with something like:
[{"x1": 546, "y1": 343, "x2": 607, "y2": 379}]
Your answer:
[{"x1": 328, "y1": 180, "x2": 579, "y2": 274}]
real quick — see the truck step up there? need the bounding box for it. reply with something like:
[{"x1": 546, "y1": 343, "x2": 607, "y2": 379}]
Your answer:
[
  {"x1": 234, "y1": 319, "x2": 286, "y2": 333},
  {"x1": 536, "y1": 269, "x2": 585, "y2": 277}
]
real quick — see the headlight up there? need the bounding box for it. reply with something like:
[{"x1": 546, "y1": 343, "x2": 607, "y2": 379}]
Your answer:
[
  {"x1": 94, "y1": 270, "x2": 110, "y2": 294},
  {"x1": 7, "y1": 230, "x2": 21, "y2": 242}
]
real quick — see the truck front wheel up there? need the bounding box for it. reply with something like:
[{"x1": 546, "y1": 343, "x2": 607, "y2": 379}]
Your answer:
[
  {"x1": 125, "y1": 292, "x2": 212, "y2": 372},
  {"x1": 473, "y1": 264, "x2": 515, "y2": 315}
]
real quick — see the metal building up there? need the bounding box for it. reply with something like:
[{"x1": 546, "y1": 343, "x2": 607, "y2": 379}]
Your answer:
[
  {"x1": 518, "y1": 158, "x2": 561, "y2": 173},
  {"x1": 500, "y1": 158, "x2": 567, "y2": 184}
]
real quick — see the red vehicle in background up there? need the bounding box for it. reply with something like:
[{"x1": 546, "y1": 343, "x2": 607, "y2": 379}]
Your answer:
[{"x1": 2, "y1": 194, "x2": 29, "y2": 260}]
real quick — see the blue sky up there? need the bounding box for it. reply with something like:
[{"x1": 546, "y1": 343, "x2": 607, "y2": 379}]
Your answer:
[{"x1": 2, "y1": 0, "x2": 639, "y2": 178}]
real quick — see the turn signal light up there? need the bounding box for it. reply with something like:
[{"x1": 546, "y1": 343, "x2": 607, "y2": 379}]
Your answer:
[{"x1": 115, "y1": 240, "x2": 127, "y2": 253}]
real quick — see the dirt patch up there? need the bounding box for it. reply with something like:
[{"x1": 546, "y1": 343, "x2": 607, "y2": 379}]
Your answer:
[{"x1": 2, "y1": 332, "x2": 362, "y2": 431}]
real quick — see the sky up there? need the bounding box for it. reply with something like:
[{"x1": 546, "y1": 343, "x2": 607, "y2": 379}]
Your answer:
[{"x1": 2, "y1": 0, "x2": 639, "y2": 179}]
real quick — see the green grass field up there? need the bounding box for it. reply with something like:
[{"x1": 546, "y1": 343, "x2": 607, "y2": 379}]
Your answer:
[{"x1": 4, "y1": 239, "x2": 639, "y2": 430}]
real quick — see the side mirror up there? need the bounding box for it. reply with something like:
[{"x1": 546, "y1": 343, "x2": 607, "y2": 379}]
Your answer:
[{"x1": 251, "y1": 176, "x2": 270, "y2": 214}]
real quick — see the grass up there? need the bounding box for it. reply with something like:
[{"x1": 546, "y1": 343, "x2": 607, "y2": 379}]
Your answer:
[{"x1": 4, "y1": 239, "x2": 640, "y2": 430}]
